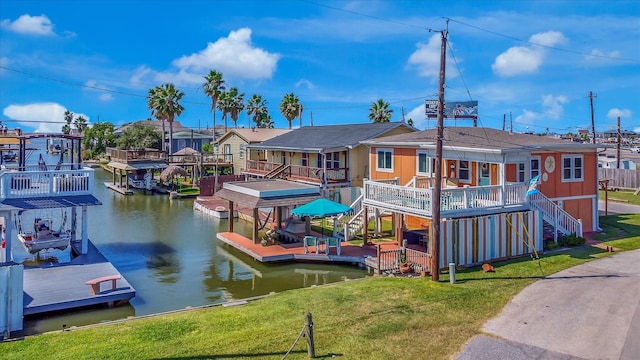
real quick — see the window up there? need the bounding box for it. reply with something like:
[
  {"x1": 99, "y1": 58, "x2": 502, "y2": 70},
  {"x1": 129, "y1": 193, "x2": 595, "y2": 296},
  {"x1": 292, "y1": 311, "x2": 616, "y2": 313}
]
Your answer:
[
  {"x1": 530, "y1": 157, "x2": 540, "y2": 178},
  {"x1": 326, "y1": 152, "x2": 340, "y2": 169},
  {"x1": 239, "y1": 145, "x2": 245, "y2": 159},
  {"x1": 458, "y1": 160, "x2": 470, "y2": 181},
  {"x1": 301, "y1": 152, "x2": 308, "y2": 166},
  {"x1": 517, "y1": 162, "x2": 526, "y2": 182},
  {"x1": 377, "y1": 148, "x2": 393, "y2": 171},
  {"x1": 562, "y1": 155, "x2": 583, "y2": 181},
  {"x1": 416, "y1": 151, "x2": 435, "y2": 176},
  {"x1": 316, "y1": 154, "x2": 322, "y2": 168}
]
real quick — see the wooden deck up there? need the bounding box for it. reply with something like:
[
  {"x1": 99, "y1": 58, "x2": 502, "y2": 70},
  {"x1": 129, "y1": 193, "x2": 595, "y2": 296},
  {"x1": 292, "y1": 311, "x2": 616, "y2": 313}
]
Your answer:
[
  {"x1": 22, "y1": 240, "x2": 135, "y2": 316},
  {"x1": 104, "y1": 182, "x2": 133, "y2": 195}
]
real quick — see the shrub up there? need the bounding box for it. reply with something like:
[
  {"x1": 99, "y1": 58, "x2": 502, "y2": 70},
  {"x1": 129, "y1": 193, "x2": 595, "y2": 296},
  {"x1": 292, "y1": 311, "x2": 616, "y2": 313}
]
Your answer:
[{"x1": 557, "y1": 233, "x2": 586, "y2": 247}]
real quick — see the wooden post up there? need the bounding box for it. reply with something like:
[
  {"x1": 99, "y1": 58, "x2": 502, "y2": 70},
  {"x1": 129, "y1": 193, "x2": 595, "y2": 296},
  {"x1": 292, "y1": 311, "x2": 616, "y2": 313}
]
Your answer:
[
  {"x1": 252, "y1": 208, "x2": 259, "y2": 244},
  {"x1": 228, "y1": 201, "x2": 234, "y2": 232},
  {"x1": 377, "y1": 244, "x2": 381, "y2": 275},
  {"x1": 306, "y1": 312, "x2": 316, "y2": 358},
  {"x1": 362, "y1": 206, "x2": 368, "y2": 246}
]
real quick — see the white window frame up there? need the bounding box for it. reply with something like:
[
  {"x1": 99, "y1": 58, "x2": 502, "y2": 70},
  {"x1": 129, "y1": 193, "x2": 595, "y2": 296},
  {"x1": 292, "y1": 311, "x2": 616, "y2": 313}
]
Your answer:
[
  {"x1": 530, "y1": 156, "x2": 541, "y2": 179},
  {"x1": 416, "y1": 151, "x2": 435, "y2": 176},
  {"x1": 376, "y1": 148, "x2": 393, "y2": 172},
  {"x1": 516, "y1": 162, "x2": 526, "y2": 183},
  {"x1": 326, "y1": 152, "x2": 340, "y2": 169},
  {"x1": 239, "y1": 144, "x2": 245, "y2": 159},
  {"x1": 561, "y1": 154, "x2": 584, "y2": 182},
  {"x1": 458, "y1": 160, "x2": 471, "y2": 182},
  {"x1": 301, "y1": 152, "x2": 308, "y2": 166}
]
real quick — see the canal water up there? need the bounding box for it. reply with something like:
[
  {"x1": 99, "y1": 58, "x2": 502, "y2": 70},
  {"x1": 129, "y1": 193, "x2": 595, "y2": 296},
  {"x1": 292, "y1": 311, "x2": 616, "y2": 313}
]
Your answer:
[{"x1": 12, "y1": 139, "x2": 368, "y2": 335}]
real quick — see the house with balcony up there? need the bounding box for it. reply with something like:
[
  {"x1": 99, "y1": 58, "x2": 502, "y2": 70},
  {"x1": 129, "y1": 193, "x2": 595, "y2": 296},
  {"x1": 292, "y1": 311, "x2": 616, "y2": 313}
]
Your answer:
[
  {"x1": 336, "y1": 127, "x2": 603, "y2": 270},
  {"x1": 243, "y1": 122, "x2": 416, "y2": 203},
  {"x1": 214, "y1": 128, "x2": 292, "y2": 175}
]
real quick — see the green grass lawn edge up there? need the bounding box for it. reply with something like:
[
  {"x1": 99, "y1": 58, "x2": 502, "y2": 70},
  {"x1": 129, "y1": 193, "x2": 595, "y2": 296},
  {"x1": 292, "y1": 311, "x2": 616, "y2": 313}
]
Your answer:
[{"x1": 2, "y1": 214, "x2": 639, "y2": 360}]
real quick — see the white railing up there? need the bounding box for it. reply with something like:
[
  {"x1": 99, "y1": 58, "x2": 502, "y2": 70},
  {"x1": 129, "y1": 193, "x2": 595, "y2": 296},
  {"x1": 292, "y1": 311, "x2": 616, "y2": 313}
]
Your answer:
[
  {"x1": 528, "y1": 192, "x2": 583, "y2": 239},
  {"x1": 0, "y1": 165, "x2": 95, "y2": 199},
  {"x1": 363, "y1": 180, "x2": 528, "y2": 217}
]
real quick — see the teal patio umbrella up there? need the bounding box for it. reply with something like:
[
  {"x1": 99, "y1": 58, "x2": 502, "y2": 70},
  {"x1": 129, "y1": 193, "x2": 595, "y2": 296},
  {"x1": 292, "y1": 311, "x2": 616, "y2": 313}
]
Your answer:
[{"x1": 291, "y1": 198, "x2": 353, "y2": 237}]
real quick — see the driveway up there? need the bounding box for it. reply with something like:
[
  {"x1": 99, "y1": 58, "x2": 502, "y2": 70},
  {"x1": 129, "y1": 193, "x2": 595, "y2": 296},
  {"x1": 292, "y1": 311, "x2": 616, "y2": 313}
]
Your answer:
[
  {"x1": 456, "y1": 249, "x2": 640, "y2": 360},
  {"x1": 599, "y1": 200, "x2": 640, "y2": 216}
]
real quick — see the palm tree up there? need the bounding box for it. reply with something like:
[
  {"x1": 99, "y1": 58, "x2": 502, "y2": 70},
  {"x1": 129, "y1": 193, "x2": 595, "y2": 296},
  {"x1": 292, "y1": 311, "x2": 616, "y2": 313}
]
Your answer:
[
  {"x1": 62, "y1": 110, "x2": 74, "y2": 134},
  {"x1": 217, "y1": 88, "x2": 238, "y2": 132},
  {"x1": 368, "y1": 99, "x2": 393, "y2": 123},
  {"x1": 147, "y1": 83, "x2": 185, "y2": 155},
  {"x1": 229, "y1": 90, "x2": 245, "y2": 129},
  {"x1": 74, "y1": 115, "x2": 88, "y2": 134},
  {"x1": 202, "y1": 70, "x2": 225, "y2": 140},
  {"x1": 280, "y1": 93, "x2": 302, "y2": 129},
  {"x1": 147, "y1": 86, "x2": 167, "y2": 151},
  {"x1": 247, "y1": 94, "x2": 269, "y2": 128}
]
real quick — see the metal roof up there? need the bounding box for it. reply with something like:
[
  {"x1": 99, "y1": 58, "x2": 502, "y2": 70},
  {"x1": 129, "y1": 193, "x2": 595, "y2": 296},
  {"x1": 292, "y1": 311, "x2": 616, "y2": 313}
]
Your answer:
[
  {"x1": 107, "y1": 161, "x2": 168, "y2": 171},
  {"x1": 1, "y1": 195, "x2": 102, "y2": 210},
  {"x1": 214, "y1": 180, "x2": 321, "y2": 208}
]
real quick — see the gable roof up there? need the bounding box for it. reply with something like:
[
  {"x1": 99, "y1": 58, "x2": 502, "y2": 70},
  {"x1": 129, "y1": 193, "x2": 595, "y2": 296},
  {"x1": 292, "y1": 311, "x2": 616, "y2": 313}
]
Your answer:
[
  {"x1": 362, "y1": 127, "x2": 605, "y2": 152},
  {"x1": 115, "y1": 120, "x2": 191, "y2": 134},
  {"x1": 216, "y1": 128, "x2": 292, "y2": 144},
  {"x1": 247, "y1": 122, "x2": 415, "y2": 152}
]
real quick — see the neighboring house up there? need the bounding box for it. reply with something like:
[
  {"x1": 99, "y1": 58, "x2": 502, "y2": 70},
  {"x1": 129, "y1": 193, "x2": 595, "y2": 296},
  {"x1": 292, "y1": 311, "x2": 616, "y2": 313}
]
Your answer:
[
  {"x1": 343, "y1": 127, "x2": 604, "y2": 269},
  {"x1": 171, "y1": 130, "x2": 214, "y2": 153},
  {"x1": 215, "y1": 128, "x2": 292, "y2": 175},
  {"x1": 598, "y1": 156, "x2": 636, "y2": 169},
  {"x1": 243, "y1": 122, "x2": 416, "y2": 191}
]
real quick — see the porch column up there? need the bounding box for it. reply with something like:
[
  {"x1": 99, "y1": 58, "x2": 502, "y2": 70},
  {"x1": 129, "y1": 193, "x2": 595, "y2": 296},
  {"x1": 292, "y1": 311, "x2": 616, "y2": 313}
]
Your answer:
[
  {"x1": 394, "y1": 213, "x2": 403, "y2": 244},
  {"x1": 81, "y1": 206, "x2": 88, "y2": 255},
  {"x1": 252, "y1": 208, "x2": 259, "y2": 244},
  {"x1": 362, "y1": 206, "x2": 369, "y2": 243},
  {"x1": 228, "y1": 201, "x2": 234, "y2": 232},
  {"x1": 500, "y1": 162, "x2": 506, "y2": 204},
  {"x1": 304, "y1": 216, "x2": 311, "y2": 236},
  {"x1": 276, "y1": 207, "x2": 282, "y2": 230}
]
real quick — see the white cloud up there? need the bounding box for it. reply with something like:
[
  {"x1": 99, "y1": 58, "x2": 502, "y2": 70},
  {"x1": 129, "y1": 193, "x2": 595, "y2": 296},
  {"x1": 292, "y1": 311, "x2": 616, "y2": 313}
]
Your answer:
[
  {"x1": 295, "y1": 79, "x2": 315, "y2": 90},
  {"x1": 407, "y1": 34, "x2": 459, "y2": 80},
  {"x1": 3, "y1": 103, "x2": 89, "y2": 133},
  {"x1": 168, "y1": 28, "x2": 280, "y2": 84},
  {"x1": 541, "y1": 94, "x2": 568, "y2": 119},
  {"x1": 607, "y1": 108, "x2": 632, "y2": 119},
  {"x1": 0, "y1": 14, "x2": 54, "y2": 36},
  {"x1": 514, "y1": 109, "x2": 539, "y2": 127},
  {"x1": 405, "y1": 104, "x2": 427, "y2": 129},
  {"x1": 84, "y1": 80, "x2": 114, "y2": 102},
  {"x1": 492, "y1": 31, "x2": 566, "y2": 77},
  {"x1": 587, "y1": 48, "x2": 621, "y2": 61}
]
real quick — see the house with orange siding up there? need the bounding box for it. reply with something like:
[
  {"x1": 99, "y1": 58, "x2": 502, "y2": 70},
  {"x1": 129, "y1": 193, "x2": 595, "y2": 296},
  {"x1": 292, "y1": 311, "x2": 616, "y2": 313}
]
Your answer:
[{"x1": 334, "y1": 127, "x2": 605, "y2": 270}]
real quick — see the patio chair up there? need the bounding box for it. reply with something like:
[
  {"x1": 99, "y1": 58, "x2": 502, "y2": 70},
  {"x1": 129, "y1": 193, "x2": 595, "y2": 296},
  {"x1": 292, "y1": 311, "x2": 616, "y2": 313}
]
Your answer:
[
  {"x1": 303, "y1": 236, "x2": 320, "y2": 254},
  {"x1": 325, "y1": 237, "x2": 341, "y2": 256}
]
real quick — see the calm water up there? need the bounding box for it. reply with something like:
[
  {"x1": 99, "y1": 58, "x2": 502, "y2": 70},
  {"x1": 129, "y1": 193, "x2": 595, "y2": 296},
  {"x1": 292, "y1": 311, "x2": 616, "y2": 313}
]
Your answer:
[{"x1": 13, "y1": 139, "x2": 367, "y2": 335}]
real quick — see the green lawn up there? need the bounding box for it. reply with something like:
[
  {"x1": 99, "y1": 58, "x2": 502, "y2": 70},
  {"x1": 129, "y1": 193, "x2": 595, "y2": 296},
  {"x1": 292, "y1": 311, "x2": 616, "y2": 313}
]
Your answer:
[
  {"x1": 599, "y1": 189, "x2": 640, "y2": 206},
  {"x1": 3, "y1": 215, "x2": 639, "y2": 360}
]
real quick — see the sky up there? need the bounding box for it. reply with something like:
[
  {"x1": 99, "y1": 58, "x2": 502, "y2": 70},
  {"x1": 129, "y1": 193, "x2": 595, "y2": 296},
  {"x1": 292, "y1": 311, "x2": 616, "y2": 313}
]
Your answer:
[{"x1": 1, "y1": 0, "x2": 639, "y2": 135}]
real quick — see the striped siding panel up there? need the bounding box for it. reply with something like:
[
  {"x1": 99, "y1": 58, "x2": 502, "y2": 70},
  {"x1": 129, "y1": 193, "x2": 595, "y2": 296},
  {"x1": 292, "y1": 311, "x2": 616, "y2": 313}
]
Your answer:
[{"x1": 439, "y1": 210, "x2": 543, "y2": 268}]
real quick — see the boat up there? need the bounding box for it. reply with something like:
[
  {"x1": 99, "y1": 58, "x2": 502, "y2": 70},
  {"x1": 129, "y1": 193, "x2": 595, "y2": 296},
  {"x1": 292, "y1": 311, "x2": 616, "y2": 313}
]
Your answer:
[
  {"x1": 128, "y1": 171, "x2": 157, "y2": 191},
  {"x1": 18, "y1": 218, "x2": 71, "y2": 254},
  {"x1": 3, "y1": 150, "x2": 17, "y2": 162}
]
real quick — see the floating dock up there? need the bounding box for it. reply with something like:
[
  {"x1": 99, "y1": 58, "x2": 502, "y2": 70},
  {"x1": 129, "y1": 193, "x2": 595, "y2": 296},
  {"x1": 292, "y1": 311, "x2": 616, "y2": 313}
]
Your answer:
[
  {"x1": 103, "y1": 182, "x2": 134, "y2": 195},
  {"x1": 22, "y1": 241, "x2": 135, "y2": 316}
]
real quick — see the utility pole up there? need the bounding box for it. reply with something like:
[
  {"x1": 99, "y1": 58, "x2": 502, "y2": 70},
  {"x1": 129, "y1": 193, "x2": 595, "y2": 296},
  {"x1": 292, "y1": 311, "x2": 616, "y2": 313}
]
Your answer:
[
  {"x1": 429, "y1": 20, "x2": 448, "y2": 282},
  {"x1": 509, "y1": 112, "x2": 513, "y2": 133},
  {"x1": 617, "y1": 116, "x2": 621, "y2": 169},
  {"x1": 310, "y1": 111, "x2": 314, "y2": 127},
  {"x1": 401, "y1": 106, "x2": 406, "y2": 122},
  {"x1": 502, "y1": 114, "x2": 506, "y2": 131},
  {"x1": 589, "y1": 91, "x2": 597, "y2": 144}
]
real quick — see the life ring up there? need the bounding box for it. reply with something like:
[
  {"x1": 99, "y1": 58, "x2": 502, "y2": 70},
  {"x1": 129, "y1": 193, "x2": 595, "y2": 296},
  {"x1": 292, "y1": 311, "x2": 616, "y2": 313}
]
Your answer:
[{"x1": 214, "y1": 206, "x2": 226, "y2": 212}]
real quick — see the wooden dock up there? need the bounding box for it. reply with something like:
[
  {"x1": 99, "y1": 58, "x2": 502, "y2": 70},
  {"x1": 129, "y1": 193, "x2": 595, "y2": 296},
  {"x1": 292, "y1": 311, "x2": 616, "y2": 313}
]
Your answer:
[
  {"x1": 22, "y1": 241, "x2": 135, "y2": 316},
  {"x1": 103, "y1": 182, "x2": 133, "y2": 195}
]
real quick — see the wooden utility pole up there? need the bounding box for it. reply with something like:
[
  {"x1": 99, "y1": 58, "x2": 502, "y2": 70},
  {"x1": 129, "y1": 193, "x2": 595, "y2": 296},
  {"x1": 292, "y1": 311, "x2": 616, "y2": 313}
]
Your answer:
[
  {"x1": 430, "y1": 21, "x2": 448, "y2": 282},
  {"x1": 589, "y1": 91, "x2": 597, "y2": 144},
  {"x1": 617, "y1": 116, "x2": 621, "y2": 169},
  {"x1": 502, "y1": 114, "x2": 506, "y2": 131}
]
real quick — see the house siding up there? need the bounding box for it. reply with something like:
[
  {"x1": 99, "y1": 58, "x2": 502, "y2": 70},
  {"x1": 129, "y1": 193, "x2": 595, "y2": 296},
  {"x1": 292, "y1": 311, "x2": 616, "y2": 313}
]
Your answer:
[{"x1": 218, "y1": 133, "x2": 248, "y2": 175}]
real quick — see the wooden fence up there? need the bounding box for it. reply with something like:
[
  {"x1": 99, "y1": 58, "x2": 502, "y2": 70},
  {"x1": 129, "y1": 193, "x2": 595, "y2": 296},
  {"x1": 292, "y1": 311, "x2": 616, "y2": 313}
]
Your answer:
[
  {"x1": 199, "y1": 175, "x2": 245, "y2": 196},
  {"x1": 599, "y1": 168, "x2": 640, "y2": 190}
]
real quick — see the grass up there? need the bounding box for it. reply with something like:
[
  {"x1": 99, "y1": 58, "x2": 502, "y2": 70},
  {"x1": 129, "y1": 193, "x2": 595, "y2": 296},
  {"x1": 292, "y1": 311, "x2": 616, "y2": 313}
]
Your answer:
[
  {"x1": 599, "y1": 189, "x2": 640, "y2": 206},
  {"x1": 3, "y1": 215, "x2": 639, "y2": 360}
]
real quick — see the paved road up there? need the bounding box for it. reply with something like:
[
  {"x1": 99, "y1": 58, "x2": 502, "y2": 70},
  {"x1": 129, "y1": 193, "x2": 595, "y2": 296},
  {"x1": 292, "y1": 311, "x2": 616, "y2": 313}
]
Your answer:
[
  {"x1": 599, "y1": 200, "x2": 640, "y2": 216},
  {"x1": 456, "y1": 249, "x2": 640, "y2": 360}
]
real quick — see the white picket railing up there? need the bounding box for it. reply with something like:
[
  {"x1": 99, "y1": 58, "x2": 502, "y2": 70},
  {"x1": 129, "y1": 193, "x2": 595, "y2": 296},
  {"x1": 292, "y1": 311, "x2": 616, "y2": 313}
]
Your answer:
[
  {"x1": 528, "y1": 192, "x2": 583, "y2": 239},
  {"x1": 0, "y1": 165, "x2": 95, "y2": 199}
]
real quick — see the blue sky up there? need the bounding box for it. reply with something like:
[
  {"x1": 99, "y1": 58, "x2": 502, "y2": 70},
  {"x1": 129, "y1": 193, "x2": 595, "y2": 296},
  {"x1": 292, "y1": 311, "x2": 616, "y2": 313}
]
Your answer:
[{"x1": 1, "y1": 0, "x2": 639, "y2": 135}]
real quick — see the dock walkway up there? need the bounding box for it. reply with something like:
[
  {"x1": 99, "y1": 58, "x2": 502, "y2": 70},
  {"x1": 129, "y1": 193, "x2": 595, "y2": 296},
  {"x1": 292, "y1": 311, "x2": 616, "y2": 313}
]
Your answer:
[{"x1": 22, "y1": 240, "x2": 135, "y2": 315}]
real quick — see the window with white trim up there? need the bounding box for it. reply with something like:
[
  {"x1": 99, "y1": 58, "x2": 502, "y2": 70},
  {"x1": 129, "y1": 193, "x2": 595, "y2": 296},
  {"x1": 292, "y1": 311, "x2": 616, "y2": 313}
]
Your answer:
[
  {"x1": 301, "y1": 152, "x2": 308, "y2": 166},
  {"x1": 530, "y1": 156, "x2": 540, "y2": 179},
  {"x1": 239, "y1": 144, "x2": 245, "y2": 159},
  {"x1": 458, "y1": 160, "x2": 470, "y2": 181},
  {"x1": 562, "y1": 154, "x2": 583, "y2": 181},
  {"x1": 326, "y1": 152, "x2": 340, "y2": 169},
  {"x1": 416, "y1": 151, "x2": 435, "y2": 176},
  {"x1": 517, "y1": 162, "x2": 526, "y2": 182},
  {"x1": 316, "y1": 154, "x2": 322, "y2": 168},
  {"x1": 376, "y1": 148, "x2": 393, "y2": 171}
]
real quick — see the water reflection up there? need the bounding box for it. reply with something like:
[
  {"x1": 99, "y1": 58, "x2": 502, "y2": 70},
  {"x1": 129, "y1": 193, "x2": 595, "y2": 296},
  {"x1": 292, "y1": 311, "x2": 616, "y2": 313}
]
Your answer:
[{"x1": 20, "y1": 140, "x2": 368, "y2": 335}]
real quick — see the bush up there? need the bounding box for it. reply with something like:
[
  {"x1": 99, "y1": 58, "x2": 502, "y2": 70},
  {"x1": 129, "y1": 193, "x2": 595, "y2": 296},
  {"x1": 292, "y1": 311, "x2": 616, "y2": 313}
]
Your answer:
[{"x1": 557, "y1": 233, "x2": 586, "y2": 247}]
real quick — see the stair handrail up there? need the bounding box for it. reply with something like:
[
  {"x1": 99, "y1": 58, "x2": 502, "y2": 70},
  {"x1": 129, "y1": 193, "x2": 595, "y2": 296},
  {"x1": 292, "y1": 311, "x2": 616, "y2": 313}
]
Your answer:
[
  {"x1": 265, "y1": 164, "x2": 287, "y2": 179},
  {"x1": 528, "y1": 192, "x2": 583, "y2": 239}
]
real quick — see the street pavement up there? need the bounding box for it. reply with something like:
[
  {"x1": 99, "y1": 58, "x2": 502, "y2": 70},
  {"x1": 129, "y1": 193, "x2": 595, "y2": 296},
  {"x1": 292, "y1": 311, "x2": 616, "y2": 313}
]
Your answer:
[
  {"x1": 599, "y1": 200, "x2": 640, "y2": 216},
  {"x1": 456, "y1": 248, "x2": 640, "y2": 360}
]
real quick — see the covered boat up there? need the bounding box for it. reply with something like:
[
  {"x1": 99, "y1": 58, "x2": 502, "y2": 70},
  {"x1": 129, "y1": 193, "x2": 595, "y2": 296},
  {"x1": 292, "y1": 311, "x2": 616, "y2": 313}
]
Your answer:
[{"x1": 18, "y1": 218, "x2": 71, "y2": 254}]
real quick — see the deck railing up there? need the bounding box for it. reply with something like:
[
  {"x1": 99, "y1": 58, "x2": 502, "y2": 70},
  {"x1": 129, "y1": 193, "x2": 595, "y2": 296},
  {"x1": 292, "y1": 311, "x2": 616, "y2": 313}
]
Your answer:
[
  {"x1": 106, "y1": 148, "x2": 166, "y2": 162},
  {"x1": 245, "y1": 160, "x2": 349, "y2": 183},
  {"x1": 363, "y1": 180, "x2": 527, "y2": 217},
  {"x1": 374, "y1": 247, "x2": 431, "y2": 274},
  {"x1": 529, "y1": 192, "x2": 583, "y2": 239},
  {"x1": 0, "y1": 165, "x2": 95, "y2": 199}
]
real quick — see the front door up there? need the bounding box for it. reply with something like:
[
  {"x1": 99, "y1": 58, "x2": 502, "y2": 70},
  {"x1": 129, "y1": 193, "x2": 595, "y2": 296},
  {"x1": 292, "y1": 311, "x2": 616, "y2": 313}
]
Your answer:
[{"x1": 478, "y1": 162, "x2": 491, "y2": 186}]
